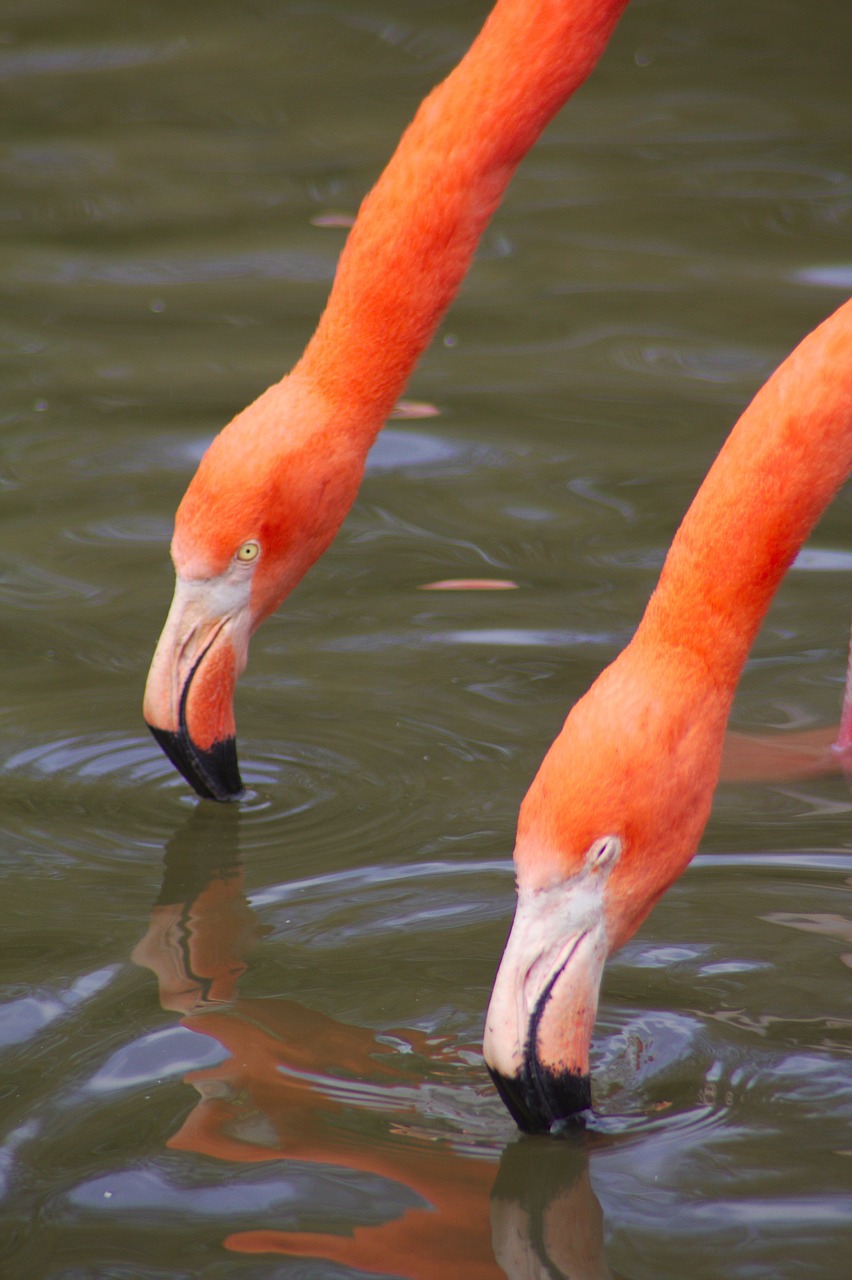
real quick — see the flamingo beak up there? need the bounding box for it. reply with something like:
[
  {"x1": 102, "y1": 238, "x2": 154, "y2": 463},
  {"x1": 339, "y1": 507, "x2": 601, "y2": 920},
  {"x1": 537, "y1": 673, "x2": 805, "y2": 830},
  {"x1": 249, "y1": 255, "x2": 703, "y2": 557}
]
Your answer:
[
  {"x1": 144, "y1": 577, "x2": 249, "y2": 801},
  {"x1": 483, "y1": 875, "x2": 610, "y2": 1133}
]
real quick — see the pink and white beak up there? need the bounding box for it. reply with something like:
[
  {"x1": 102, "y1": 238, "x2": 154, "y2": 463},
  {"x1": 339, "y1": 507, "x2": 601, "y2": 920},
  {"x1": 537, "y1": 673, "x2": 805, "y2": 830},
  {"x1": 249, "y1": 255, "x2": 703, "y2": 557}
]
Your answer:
[
  {"x1": 483, "y1": 835, "x2": 622, "y2": 1132},
  {"x1": 143, "y1": 576, "x2": 252, "y2": 801}
]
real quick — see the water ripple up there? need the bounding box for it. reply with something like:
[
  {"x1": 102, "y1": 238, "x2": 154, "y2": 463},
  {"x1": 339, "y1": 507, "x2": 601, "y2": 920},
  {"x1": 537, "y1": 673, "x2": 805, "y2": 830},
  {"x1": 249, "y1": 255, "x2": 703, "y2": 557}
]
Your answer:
[
  {"x1": 61, "y1": 1159, "x2": 414, "y2": 1226},
  {"x1": 0, "y1": 41, "x2": 181, "y2": 81},
  {"x1": 0, "y1": 559, "x2": 109, "y2": 608},
  {"x1": 85, "y1": 1026, "x2": 228, "y2": 1092},
  {"x1": 5, "y1": 734, "x2": 167, "y2": 784},
  {"x1": 251, "y1": 846, "x2": 512, "y2": 945},
  {"x1": 13, "y1": 247, "x2": 333, "y2": 288},
  {"x1": 612, "y1": 334, "x2": 765, "y2": 385}
]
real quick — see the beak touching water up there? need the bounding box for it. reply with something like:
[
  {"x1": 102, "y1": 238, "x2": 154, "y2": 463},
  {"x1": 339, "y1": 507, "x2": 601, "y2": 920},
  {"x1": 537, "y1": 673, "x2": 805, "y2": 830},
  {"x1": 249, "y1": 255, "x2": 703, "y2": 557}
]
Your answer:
[
  {"x1": 143, "y1": 576, "x2": 250, "y2": 801},
  {"x1": 483, "y1": 835, "x2": 621, "y2": 1132}
]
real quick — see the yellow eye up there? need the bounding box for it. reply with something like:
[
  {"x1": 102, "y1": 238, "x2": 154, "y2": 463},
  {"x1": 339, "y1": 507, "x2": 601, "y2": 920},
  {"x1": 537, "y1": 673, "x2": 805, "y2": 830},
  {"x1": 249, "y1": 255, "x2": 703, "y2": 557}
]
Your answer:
[{"x1": 236, "y1": 540, "x2": 260, "y2": 563}]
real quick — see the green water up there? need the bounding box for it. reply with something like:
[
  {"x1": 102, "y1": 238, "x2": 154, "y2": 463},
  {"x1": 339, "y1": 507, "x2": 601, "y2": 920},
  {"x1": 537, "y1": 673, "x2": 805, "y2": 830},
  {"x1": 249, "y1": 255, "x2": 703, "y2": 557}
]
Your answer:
[{"x1": 2, "y1": 1, "x2": 851, "y2": 1276}]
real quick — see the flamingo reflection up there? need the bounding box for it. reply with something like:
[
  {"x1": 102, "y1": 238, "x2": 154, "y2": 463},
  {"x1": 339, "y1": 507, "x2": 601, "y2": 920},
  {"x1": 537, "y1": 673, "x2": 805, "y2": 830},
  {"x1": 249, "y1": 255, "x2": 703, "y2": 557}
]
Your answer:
[{"x1": 132, "y1": 810, "x2": 612, "y2": 1279}]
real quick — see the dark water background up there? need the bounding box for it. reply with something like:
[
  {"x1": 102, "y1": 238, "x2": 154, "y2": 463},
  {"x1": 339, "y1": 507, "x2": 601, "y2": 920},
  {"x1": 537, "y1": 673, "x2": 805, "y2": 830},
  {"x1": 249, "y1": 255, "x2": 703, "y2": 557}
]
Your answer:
[{"x1": 2, "y1": 1, "x2": 851, "y2": 1276}]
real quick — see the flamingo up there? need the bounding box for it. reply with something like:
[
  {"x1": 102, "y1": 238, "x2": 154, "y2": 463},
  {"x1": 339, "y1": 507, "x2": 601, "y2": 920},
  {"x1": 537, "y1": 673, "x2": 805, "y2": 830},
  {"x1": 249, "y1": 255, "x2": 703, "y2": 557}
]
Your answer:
[
  {"x1": 143, "y1": 0, "x2": 631, "y2": 800},
  {"x1": 483, "y1": 297, "x2": 852, "y2": 1132}
]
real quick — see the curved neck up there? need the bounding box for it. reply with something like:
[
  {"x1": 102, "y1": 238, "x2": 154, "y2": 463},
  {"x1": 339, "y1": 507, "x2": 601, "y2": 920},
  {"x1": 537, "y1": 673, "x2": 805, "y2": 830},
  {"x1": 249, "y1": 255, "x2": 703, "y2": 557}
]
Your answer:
[
  {"x1": 512, "y1": 301, "x2": 852, "y2": 909},
  {"x1": 638, "y1": 301, "x2": 852, "y2": 691},
  {"x1": 296, "y1": 0, "x2": 628, "y2": 436}
]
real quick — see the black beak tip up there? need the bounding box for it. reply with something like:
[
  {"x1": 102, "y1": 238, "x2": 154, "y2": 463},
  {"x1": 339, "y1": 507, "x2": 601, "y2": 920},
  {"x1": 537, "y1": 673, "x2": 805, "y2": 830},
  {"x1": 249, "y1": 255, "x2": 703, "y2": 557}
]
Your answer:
[
  {"x1": 488, "y1": 1063, "x2": 592, "y2": 1135},
  {"x1": 147, "y1": 723, "x2": 245, "y2": 802}
]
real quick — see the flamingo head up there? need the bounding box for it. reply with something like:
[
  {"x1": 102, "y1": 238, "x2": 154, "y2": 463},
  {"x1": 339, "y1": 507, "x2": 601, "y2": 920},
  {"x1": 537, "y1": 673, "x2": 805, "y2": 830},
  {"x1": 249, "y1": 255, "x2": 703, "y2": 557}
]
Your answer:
[
  {"x1": 483, "y1": 643, "x2": 728, "y2": 1131},
  {"x1": 144, "y1": 376, "x2": 369, "y2": 800}
]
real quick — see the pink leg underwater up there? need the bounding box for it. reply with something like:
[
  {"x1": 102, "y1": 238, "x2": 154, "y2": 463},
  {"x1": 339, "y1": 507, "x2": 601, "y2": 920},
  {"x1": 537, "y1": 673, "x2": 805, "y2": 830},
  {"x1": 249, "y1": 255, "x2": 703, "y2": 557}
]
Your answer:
[
  {"x1": 835, "y1": 621, "x2": 852, "y2": 753},
  {"x1": 719, "y1": 619, "x2": 852, "y2": 785},
  {"x1": 719, "y1": 725, "x2": 851, "y2": 784}
]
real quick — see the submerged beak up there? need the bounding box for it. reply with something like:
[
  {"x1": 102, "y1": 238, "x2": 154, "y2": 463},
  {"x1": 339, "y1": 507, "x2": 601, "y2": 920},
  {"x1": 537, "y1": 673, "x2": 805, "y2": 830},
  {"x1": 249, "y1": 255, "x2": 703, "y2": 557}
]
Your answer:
[
  {"x1": 143, "y1": 577, "x2": 249, "y2": 801},
  {"x1": 483, "y1": 861, "x2": 614, "y2": 1133}
]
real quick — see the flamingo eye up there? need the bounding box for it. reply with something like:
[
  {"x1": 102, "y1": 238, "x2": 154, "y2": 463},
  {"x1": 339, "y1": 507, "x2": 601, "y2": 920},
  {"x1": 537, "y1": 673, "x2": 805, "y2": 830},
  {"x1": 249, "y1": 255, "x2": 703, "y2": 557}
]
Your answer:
[
  {"x1": 236, "y1": 540, "x2": 260, "y2": 564},
  {"x1": 586, "y1": 835, "x2": 622, "y2": 871}
]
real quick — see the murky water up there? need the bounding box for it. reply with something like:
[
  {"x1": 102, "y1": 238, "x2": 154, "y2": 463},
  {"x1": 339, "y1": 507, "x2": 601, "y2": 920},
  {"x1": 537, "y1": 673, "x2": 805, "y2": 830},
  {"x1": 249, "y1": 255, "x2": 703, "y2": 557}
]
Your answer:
[{"x1": 2, "y1": 1, "x2": 851, "y2": 1276}]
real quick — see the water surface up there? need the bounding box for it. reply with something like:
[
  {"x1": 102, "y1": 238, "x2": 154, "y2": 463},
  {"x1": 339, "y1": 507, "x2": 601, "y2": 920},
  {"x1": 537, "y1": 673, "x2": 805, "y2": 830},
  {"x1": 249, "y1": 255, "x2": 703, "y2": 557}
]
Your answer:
[{"x1": 2, "y1": 1, "x2": 851, "y2": 1276}]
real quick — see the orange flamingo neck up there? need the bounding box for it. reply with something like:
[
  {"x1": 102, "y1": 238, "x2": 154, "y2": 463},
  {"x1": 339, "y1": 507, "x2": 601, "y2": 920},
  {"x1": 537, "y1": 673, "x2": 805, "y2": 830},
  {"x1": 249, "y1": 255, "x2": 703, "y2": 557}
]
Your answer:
[
  {"x1": 638, "y1": 301, "x2": 852, "y2": 689},
  {"x1": 295, "y1": 0, "x2": 629, "y2": 439},
  {"x1": 174, "y1": 0, "x2": 630, "y2": 586}
]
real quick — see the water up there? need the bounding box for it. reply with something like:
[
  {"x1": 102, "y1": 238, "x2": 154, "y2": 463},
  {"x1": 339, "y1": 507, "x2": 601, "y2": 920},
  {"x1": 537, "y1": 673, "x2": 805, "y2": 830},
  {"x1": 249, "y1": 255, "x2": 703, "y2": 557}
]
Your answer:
[{"x1": 2, "y1": 0, "x2": 851, "y2": 1276}]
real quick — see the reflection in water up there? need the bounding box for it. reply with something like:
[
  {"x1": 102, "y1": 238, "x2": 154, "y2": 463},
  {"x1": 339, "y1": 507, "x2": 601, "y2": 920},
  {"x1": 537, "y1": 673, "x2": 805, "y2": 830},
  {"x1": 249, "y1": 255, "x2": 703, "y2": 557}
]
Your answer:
[
  {"x1": 131, "y1": 810, "x2": 610, "y2": 1279},
  {"x1": 492, "y1": 1141, "x2": 613, "y2": 1280}
]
